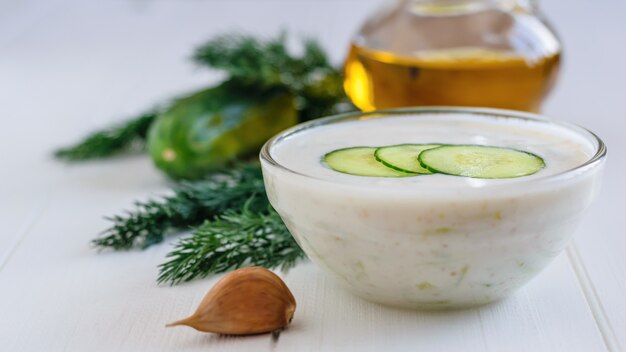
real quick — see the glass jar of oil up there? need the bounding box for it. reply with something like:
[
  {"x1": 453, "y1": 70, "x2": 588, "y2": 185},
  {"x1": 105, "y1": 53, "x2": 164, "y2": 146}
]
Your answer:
[{"x1": 343, "y1": 0, "x2": 561, "y2": 112}]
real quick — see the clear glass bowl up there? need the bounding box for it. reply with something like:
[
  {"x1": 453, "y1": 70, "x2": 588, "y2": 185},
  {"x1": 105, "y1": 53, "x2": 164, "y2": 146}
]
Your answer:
[{"x1": 260, "y1": 107, "x2": 606, "y2": 309}]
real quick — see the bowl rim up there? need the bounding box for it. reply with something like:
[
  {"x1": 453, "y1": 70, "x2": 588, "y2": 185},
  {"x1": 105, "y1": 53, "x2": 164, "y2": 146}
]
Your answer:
[{"x1": 259, "y1": 107, "x2": 607, "y2": 190}]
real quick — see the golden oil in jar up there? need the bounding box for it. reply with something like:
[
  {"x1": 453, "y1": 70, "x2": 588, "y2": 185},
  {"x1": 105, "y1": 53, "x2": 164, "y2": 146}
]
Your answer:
[
  {"x1": 343, "y1": 0, "x2": 563, "y2": 112},
  {"x1": 344, "y1": 45, "x2": 561, "y2": 112}
]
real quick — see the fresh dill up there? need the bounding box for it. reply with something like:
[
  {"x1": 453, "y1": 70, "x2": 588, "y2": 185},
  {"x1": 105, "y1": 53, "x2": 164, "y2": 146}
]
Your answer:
[
  {"x1": 92, "y1": 163, "x2": 306, "y2": 283},
  {"x1": 158, "y1": 204, "x2": 304, "y2": 285},
  {"x1": 54, "y1": 111, "x2": 157, "y2": 161},
  {"x1": 93, "y1": 164, "x2": 266, "y2": 250}
]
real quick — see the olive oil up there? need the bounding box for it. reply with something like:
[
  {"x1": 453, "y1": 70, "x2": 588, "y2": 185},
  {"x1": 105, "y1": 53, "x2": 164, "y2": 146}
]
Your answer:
[{"x1": 344, "y1": 45, "x2": 561, "y2": 112}]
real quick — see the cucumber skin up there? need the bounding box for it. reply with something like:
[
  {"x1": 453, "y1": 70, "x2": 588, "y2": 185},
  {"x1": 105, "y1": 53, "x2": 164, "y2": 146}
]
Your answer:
[
  {"x1": 417, "y1": 144, "x2": 546, "y2": 179},
  {"x1": 147, "y1": 82, "x2": 297, "y2": 180},
  {"x1": 374, "y1": 144, "x2": 440, "y2": 175},
  {"x1": 374, "y1": 155, "x2": 418, "y2": 174}
]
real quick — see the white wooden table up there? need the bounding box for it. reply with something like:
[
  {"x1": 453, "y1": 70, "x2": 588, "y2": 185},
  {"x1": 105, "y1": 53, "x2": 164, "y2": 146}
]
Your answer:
[{"x1": 1, "y1": 0, "x2": 624, "y2": 351}]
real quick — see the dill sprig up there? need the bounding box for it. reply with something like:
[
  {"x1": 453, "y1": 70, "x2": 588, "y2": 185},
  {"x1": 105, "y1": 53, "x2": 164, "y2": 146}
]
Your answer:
[
  {"x1": 93, "y1": 164, "x2": 266, "y2": 250},
  {"x1": 158, "y1": 204, "x2": 304, "y2": 285},
  {"x1": 193, "y1": 33, "x2": 332, "y2": 89},
  {"x1": 193, "y1": 33, "x2": 349, "y2": 121},
  {"x1": 94, "y1": 163, "x2": 306, "y2": 284},
  {"x1": 54, "y1": 111, "x2": 157, "y2": 161}
]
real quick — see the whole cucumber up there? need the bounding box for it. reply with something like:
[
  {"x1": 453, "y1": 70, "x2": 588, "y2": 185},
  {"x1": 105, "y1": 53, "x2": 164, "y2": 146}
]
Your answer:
[{"x1": 147, "y1": 82, "x2": 297, "y2": 179}]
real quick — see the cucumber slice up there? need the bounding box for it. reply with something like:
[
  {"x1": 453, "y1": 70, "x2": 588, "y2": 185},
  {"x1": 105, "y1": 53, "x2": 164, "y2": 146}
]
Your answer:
[
  {"x1": 375, "y1": 144, "x2": 440, "y2": 174},
  {"x1": 418, "y1": 145, "x2": 545, "y2": 179},
  {"x1": 324, "y1": 147, "x2": 408, "y2": 177}
]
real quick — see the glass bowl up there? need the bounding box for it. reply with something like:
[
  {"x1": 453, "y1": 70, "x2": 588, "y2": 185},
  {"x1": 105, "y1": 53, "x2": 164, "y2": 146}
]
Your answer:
[{"x1": 260, "y1": 107, "x2": 606, "y2": 309}]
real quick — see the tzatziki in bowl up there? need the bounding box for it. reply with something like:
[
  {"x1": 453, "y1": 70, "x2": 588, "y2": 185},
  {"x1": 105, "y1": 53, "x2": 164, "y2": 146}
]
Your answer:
[{"x1": 260, "y1": 108, "x2": 606, "y2": 309}]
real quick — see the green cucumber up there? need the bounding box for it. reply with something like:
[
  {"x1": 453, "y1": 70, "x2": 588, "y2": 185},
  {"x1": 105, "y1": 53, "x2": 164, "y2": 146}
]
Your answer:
[
  {"x1": 147, "y1": 82, "x2": 297, "y2": 179},
  {"x1": 374, "y1": 144, "x2": 440, "y2": 174},
  {"x1": 418, "y1": 145, "x2": 545, "y2": 179},
  {"x1": 323, "y1": 147, "x2": 409, "y2": 177}
]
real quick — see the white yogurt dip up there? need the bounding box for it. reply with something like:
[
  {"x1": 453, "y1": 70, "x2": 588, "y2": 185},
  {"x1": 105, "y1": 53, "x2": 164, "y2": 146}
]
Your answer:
[{"x1": 260, "y1": 108, "x2": 606, "y2": 309}]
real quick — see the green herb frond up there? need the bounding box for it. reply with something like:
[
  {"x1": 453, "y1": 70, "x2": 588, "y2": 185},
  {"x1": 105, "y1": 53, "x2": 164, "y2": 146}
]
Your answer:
[
  {"x1": 158, "y1": 205, "x2": 304, "y2": 285},
  {"x1": 92, "y1": 163, "x2": 266, "y2": 250},
  {"x1": 54, "y1": 111, "x2": 157, "y2": 161},
  {"x1": 193, "y1": 32, "x2": 331, "y2": 88},
  {"x1": 193, "y1": 32, "x2": 352, "y2": 120}
]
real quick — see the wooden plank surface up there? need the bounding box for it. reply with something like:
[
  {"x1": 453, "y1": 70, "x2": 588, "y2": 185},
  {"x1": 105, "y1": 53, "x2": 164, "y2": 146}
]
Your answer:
[{"x1": 0, "y1": 0, "x2": 623, "y2": 351}]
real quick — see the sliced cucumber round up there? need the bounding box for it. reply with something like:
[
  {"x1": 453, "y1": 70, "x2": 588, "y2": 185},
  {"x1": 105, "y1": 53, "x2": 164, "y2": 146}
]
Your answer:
[
  {"x1": 374, "y1": 144, "x2": 440, "y2": 174},
  {"x1": 418, "y1": 145, "x2": 545, "y2": 179},
  {"x1": 323, "y1": 147, "x2": 409, "y2": 177}
]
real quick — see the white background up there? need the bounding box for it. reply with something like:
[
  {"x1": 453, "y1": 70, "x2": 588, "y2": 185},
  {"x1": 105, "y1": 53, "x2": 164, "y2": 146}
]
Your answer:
[{"x1": 0, "y1": 0, "x2": 624, "y2": 351}]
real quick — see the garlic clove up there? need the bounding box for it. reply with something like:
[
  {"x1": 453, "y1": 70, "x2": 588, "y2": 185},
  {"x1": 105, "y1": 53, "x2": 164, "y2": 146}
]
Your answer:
[{"x1": 167, "y1": 266, "x2": 296, "y2": 335}]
